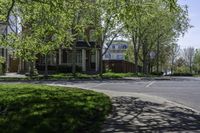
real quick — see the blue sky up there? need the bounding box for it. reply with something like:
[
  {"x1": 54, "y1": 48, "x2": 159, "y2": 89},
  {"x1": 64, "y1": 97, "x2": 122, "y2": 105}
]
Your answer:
[{"x1": 177, "y1": 0, "x2": 200, "y2": 49}]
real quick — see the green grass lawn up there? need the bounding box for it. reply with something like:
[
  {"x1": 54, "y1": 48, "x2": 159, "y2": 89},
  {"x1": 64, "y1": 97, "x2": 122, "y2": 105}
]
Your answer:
[{"x1": 0, "y1": 84, "x2": 111, "y2": 133}]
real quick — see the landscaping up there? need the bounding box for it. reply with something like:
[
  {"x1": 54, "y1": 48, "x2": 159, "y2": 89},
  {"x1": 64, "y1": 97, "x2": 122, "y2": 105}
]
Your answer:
[
  {"x1": 0, "y1": 84, "x2": 112, "y2": 133},
  {"x1": 0, "y1": 72, "x2": 154, "y2": 81}
]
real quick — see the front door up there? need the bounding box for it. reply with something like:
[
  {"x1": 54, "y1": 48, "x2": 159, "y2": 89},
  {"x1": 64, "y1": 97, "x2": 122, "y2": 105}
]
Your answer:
[
  {"x1": 9, "y1": 57, "x2": 19, "y2": 72},
  {"x1": 86, "y1": 50, "x2": 96, "y2": 72}
]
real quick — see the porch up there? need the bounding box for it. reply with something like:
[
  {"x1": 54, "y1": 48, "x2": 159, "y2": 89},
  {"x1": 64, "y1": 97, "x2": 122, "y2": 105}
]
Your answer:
[{"x1": 36, "y1": 48, "x2": 100, "y2": 74}]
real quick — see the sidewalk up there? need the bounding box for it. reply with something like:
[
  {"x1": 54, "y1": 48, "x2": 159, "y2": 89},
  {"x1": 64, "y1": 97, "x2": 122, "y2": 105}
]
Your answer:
[
  {"x1": 47, "y1": 83, "x2": 200, "y2": 133},
  {"x1": 97, "y1": 90, "x2": 200, "y2": 133},
  {"x1": 0, "y1": 73, "x2": 26, "y2": 78}
]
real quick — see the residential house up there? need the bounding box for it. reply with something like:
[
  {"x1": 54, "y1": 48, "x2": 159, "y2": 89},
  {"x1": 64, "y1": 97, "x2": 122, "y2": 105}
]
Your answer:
[
  {"x1": 1, "y1": 5, "x2": 101, "y2": 74},
  {"x1": 103, "y1": 40, "x2": 142, "y2": 73},
  {"x1": 35, "y1": 40, "x2": 100, "y2": 73},
  {"x1": 103, "y1": 40, "x2": 128, "y2": 60}
]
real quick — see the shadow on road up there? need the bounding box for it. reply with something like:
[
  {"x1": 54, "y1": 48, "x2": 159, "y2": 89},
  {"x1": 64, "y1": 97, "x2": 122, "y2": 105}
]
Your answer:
[{"x1": 102, "y1": 96, "x2": 200, "y2": 133}]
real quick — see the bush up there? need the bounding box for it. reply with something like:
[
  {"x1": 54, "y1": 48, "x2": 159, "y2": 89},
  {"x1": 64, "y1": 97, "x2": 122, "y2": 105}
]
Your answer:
[
  {"x1": 36, "y1": 65, "x2": 82, "y2": 74},
  {"x1": 57, "y1": 65, "x2": 82, "y2": 73},
  {"x1": 150, "y1": 71, "x2": 164, "y2": 76},
  {"x1": 0, "y1": 84, "x2": 111, "y2": 133},
  {"x1": 171, "y1": 73, "x2": 193, "y2": 76},
  {"x1": 0, "y1": 56, "x2": 6, "y2": 75},
  {"x1": 0, "y1": 63, "x2": 6, "y2": 75}
]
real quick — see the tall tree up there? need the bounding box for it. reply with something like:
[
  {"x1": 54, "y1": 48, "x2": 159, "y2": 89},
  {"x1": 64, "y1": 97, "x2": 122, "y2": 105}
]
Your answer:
[
  {"x1": 183, "y1": 47, "x2": 195, "y2": 73},
  {"x1": 92, "y1": 0, "x2": 122, "y2": 77},
  {"x1": 193, "y1": 49, "x2": 200, "y2": 74},
  {"x1": 170, "y1": 43, "x2": 180, "y2": 74}
]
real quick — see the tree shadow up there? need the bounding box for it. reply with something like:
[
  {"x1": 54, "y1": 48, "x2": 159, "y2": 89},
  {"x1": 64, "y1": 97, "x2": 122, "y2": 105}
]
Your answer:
[{"x1": 102, "y1": 96, "x2": 200, "y2": 133}]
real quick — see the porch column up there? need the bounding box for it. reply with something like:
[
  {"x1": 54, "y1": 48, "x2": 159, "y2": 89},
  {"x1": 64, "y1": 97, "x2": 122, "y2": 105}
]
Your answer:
[
  {"x1": 95, "y1": 49, "x2": 99, "y2": 72},
  {"x1": 82, "y1": 49, "x2": 86, "y2": 72},
  {"x1": 59, "y1": 49, "x2": 62, "y2": 65}
]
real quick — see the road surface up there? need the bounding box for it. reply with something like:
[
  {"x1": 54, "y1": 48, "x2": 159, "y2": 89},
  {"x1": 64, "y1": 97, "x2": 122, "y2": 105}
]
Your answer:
[{"x1": 45, "y1": 77, "x2": 200, "y2": 111}]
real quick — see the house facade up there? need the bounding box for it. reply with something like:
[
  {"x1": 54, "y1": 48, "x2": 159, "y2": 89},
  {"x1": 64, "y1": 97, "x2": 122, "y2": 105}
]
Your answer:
[
  {"x1": 103, "y1": 40, "x2": 128, "y2": 61},
  {"x1": 0, "y1": 18, "x2": 24, "y2": 73},
  {"x1": 1, "y1": 21, "x2": 101, "y2": 74},
  {"x1": 0, "y1": 22, "x2": 11, "y2": 73},
  {"x1": 35, "y1": 41, "x2": 100, "y2": 73}
]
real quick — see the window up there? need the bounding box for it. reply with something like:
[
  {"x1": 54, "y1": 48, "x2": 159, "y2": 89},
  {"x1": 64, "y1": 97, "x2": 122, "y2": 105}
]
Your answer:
[
  {"x1": 67, "y1": 51, "x2": 73, "y2": 63},
  {"x1": 61, "y1": 50, "x2": 82, "y2": 64},
  {"x1": 91, "y1": 52, "x2": 95, "y2": 63},
  {"x1": 76, "y1": 51, "x2": 82, "y2": 63},
  {"x1": 49, "y1": 54, "x2": 57, "y2": 65},
  {"x1": 116, "y1": 55, "x2": 124, "y2": 60},
  {"x1": 62, "y1": 50, "x2": 68, "y2": 63},
  {"x1": 105, "y1": 54, "x2": 111, "y2": 59},
  {"x1": 112, "y1": 45, "x2": 115, "y2": 49},
  {"x1": 123, "y1": 44, "x2": 128, "y2": 49}
]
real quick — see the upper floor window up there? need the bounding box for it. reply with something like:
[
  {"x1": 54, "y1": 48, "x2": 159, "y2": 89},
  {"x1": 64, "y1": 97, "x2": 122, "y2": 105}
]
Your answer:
[
  {"x1": 112, "y1": 45, "x2": 115, "y2": 49},
  {"x1": 122, "y1": 45, "x2": 128, "y2": 49}
]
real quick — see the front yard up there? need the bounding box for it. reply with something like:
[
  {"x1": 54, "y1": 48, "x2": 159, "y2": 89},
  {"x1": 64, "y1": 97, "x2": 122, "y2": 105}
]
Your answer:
[{"x1": 0, "y1": 84, "x2": 111, "y2": 133}]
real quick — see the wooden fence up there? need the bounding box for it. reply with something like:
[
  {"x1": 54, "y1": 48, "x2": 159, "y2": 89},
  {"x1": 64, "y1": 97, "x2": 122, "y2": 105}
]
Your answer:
[{"x1": 103, "y1": 60, "x2": 142, "y2": 73}]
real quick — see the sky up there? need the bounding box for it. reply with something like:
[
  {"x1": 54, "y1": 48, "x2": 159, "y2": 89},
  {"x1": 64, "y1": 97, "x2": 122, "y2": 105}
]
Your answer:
[{"x1": 177, "y1": 0, "x2": 200, "y2": 49}]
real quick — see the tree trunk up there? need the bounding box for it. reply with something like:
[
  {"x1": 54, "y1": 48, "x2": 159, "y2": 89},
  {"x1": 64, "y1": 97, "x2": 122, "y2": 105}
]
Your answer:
[
  {"x1": 44, "y1": 55, "x2": 48, "y2": 78},
  {"x1": 156, "y1": 40, "x2": 160, "y2": 73},
  {"x1": 142, "y1": 56, "x2": 148, "y2": 74},
  {"x1": 142, "y1": 43, "x2": 148, "y2": 74},
  {"x1": 29, "y1": 61, "x2": 34, "y2": 78},
  {"x1": 99, "y1": 46, "x2": 103, "y2": 78},
  {"x1": 190, "y1": 64, "x2": 192, "y2": 73},
  {"x1": 72, "y1": 46, "x2": 76, "y2": 77},
  {"x1": 134, "y1": 52, "x2": 138, "y2": 73},
  {"x1": 148, "y1": 54, "x2": 151, "y2": 74}
]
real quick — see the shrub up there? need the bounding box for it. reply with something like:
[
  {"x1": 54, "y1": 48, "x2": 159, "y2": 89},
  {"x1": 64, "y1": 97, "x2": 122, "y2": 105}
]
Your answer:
[
  {"x1": 0, "y1": 84, "x2": 111, "y2": 133},
  {"x1": 0, "y1": 56, "x2": 6, "y2": 75},
  {"x1": 150, "y1": 71, "x2": 164, "y2": 76},
  {"x1": 171, "y1": 73, "x2": 193, "y2": 76}
]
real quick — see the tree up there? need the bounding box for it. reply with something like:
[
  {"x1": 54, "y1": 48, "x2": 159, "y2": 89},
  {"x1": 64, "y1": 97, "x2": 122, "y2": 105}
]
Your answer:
[
  {"x1": 175, "y1": 57, "x2": 189, "y2": 73},
  {"x1": 119, "y1": 0, "x2": 190, "y2": 74},
  {"x1": 183, "y1": 47, "x2": 195, "y2": 73},
  {"x1": 193, "y1": 49, "x2": 200, "y2": 74},
  {"x1": 170, "y1": 43, "x2": 180, "y2": 74},
  {"x1": 1, "y1": 0, "x2": 94, "y2": 77},
  {"x1": 91, "y1": 0, "x2": 123, "y2": 77}
]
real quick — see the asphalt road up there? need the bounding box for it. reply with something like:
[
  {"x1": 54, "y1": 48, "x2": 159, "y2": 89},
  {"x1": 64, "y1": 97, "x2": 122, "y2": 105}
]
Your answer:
[
  {"x1": 46, "y1": 77, "x2": 200, "y2": 112},
  {"x1": 95, "y1": 79, "x2": 200, "y2": 111}
]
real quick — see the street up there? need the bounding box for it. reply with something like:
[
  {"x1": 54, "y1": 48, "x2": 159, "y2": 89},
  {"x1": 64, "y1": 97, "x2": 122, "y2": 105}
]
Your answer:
[{"x1": 45, "y1": 77, "x2": 200, "y2": 112}]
